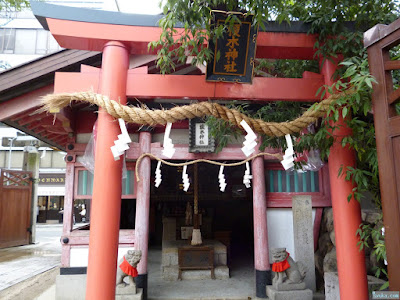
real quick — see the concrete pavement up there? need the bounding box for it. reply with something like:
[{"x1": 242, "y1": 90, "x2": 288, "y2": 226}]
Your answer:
[
  {"x1": 0, "y1": 224, "x2": 325, "y2": 299},
  {"x1": 0, "y1": 224, "x2": 258, "y2": 300},
  {"x1": 0, "y1": 224, "x2": 62, "y2": 299}
]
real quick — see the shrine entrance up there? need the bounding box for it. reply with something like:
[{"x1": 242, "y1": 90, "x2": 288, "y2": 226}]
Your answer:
[{"x1": 149, "y1": 161, "x2": 255, "y2": 298}]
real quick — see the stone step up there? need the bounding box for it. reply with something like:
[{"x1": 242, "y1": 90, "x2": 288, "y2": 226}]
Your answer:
[
  {"x1": 149, "y1": 297, "x2": 250, "y2": 300},
  {"x1": 162, "y1": 266, "x2": 229, "y2": 281},
  {"x1": 266, "y1": 285, "x2": 313, "y2": 300}
]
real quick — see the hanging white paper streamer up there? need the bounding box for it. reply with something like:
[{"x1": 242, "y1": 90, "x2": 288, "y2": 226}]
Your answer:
[
  {"x1": 155, "y1": 161, "x2": 162, "y2": 188},
  {"x1": 111, "y1": 119, "x2": 132, "y2": 161},
  {"x1": 243, "y1": 162, "x2": 252, "y2": 188},
  {"x1": 162, "y1": 122, "x2": 175, "y2": 158},
  {"x1": 182, "y1": 165, "x2": 190, "y2": 192},
  {"x1": 240, "y1": 120, "x2": 257, "y2": 157},
  {"x1": 281, "y1": 134, "x2": 295, "y2": 170},
  {"x1": 218, "y1": 165, "x2": 227, "y2": 192}
]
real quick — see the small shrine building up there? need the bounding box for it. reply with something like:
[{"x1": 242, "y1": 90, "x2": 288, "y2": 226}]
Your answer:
[{"x1": 2, "y1": 1, "x2": 394, "y2": 299}]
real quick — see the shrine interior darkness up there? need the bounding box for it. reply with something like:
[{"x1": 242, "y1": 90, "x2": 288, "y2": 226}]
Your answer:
[{"x1": 139, "y1": 161, "x2": 255, "y2": 259}]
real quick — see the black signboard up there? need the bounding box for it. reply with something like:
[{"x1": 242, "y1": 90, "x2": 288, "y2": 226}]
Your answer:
[
  {"x1": 39, "y1": 173, "x2": 65, "y2": 185},
  {"x1": 206, "y1": 11, "x2": 258, "y2": 84}
]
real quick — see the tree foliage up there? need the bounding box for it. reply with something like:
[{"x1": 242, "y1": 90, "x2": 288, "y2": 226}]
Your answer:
[
  {"x1": 150, "y1": 0, "x2": 399, "y2": 73},
  {"x1": 0, "y1": 0, "x2": 29, "y2": 13}
]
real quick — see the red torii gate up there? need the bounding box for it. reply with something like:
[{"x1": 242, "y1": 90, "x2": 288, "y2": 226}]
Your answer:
[{"x1": 31, "y1": 2, "x2": 368, "y2": 299}]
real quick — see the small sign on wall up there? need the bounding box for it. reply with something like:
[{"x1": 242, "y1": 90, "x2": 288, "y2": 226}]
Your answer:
[
  {"x1": 39, "y1": 173, "x2": 65, "y2": 185},
  {"x1": 189, "y1": 118, "x2": 215, "y2": 153}
]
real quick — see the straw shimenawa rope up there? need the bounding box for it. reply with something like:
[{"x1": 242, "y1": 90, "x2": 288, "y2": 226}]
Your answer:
[
  {"x1": 134, "y1": 152, "x2": 282, "y2": 182},
  {"x1": 40, "y1": 90, "x2": 351, "y2": 137}
]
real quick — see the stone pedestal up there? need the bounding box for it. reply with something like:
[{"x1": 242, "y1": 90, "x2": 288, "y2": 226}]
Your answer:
[
  {"x1": 116, "y1": 288, "x2": 143, "y2": 300},
  {"x1": 266, "y1": 285, "x2": 312, "y2": 300},
  {"x1": 116, "y1": 284, "x2": 137, "y2": 295},
  {"x1": 273, "y1": 282, "x2": 306, "y2": 291}
]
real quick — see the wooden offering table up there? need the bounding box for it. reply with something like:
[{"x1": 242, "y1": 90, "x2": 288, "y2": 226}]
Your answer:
[
  {"x1": 178, "y1": 246, "x2": 215, "y2": 280},
  {"x1": 162, "y1": 240, "x2": 229, "y2": 280}
]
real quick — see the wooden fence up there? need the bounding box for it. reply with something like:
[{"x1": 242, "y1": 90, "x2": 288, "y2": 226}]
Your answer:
[{"x1": 0, "y1": 169, "x2": 32, "y2": 248}]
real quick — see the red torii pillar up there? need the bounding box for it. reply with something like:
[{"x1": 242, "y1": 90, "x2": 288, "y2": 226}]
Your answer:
[
  {"x1": 86, "y1": 41, "x2": 129, "y2": 300},
  {"x1": 252, "y1": 146, "x2": 271, "y2": 298},
  {"x1": 322, "y1": 59, "x2": 368, "y2": 300}
]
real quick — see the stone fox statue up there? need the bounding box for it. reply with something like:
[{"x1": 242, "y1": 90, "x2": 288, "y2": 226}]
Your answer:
[
  {"x1": 116, "y1": 250, "x2": 142, "y2": 293},
  {"x1": 271, "y1": 248, "x2": 306, "y2": 285}
]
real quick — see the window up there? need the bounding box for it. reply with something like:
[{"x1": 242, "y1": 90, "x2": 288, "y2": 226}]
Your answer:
[
  {"x1": 15, "y1": 29, "x2": 37, "y2": 54},
  {"x1": 35, "y1": 29, "x2": 48, "y2": 55},
  {"x1": 34, "y1": 29, "x2": 62, "y2": 55},
  {"x1": 264, "y1": 163, "x2": 330, "y2": 207},
  {"x1": 266, "y1": 169, "x2": 319, "y2": 193},
  {"x1": 48, "y1": 196, "x2": 64, "y2": 210},
  {"x1": 47, "y1": 33, "x2": 61, "y2": 52},
  {"x1": 77, "y1": 170, "x2": 94, "y2": 196},
  {"x1": 0, "y1": 29, "x2": 15, "y2": 53},
  {"x1": 0, "y1": 28, "x2": 62, "y2": 55},
  {"x1": 76, "y1": 169, "x2": 135, "y2": 197},
  {"x1": 73, "y1": 199, "x2": 90, "y2": 226}
]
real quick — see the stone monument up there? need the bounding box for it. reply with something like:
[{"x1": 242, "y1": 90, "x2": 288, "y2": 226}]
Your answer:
[
  {"x1": 266, "y1": 248, "x2": 313, "y2": 300},
  {"x1": 116, "y1": 250, "x2": 143, "y2": 300},
  {"x1": 292, "y1": 195, "x2": 316, "y2": 291}
]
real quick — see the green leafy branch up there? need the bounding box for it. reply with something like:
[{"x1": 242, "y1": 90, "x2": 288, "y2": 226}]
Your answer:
[{"x1": 356, "y1": 215, "x2": 388, "y2": 289}]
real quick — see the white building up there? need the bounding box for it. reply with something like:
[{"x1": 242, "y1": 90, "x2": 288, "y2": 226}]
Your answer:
[
  {"x1": 0, "y1": 0, "x2": 162, "y2": 70},
  {"x1": 0, "y1": 0, "x2": 124, "y2": 70}
]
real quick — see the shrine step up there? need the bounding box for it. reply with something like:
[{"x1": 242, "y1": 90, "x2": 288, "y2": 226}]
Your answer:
[
  {"x1": 162, "y1": 266, "x2": 229, "y2": 281},
  {"x1": 149, "y1": 297, "x2": 252, "y2": 300},
  {"x1": 266, "y1": 285, "x2": 313, "y2": 300}
]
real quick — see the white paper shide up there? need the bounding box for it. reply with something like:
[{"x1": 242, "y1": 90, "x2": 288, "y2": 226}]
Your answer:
[
  {"x1": 240, "y1": 120, "x2": 257, "y2": 157},
  {"x1": 111, "y1": 119, "x2": 132, "y2": 161},
  {"x1": 155, "y1": 161, "x2": 162, "y2": 188},
  {"x1": 218, "y1": 165, "x2": 227, "y2": 192},
  {"x1": 182, "y1": 165, "x2": 190, "y2": 192},
  {"x1": 243, "y1": 162, "x2": 252, "y2": 188},
  {"x1": 281, "y1": 134, "x2": 295, "y2": 170},
  {"x1": 162, "y1": 122, "x2": 175, "y2": 158}
]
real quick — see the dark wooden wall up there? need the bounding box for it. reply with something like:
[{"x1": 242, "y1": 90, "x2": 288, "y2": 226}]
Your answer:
[{"x1": 365, "y1": 18, "x2": 400, "y2": 291}]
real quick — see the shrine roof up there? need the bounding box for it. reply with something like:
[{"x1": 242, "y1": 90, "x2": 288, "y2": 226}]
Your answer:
[
  {"x1": 0, "y1": 49, "x2": 101, "y2": 103},
  {"x1": 30, "y1": 1, "x2": 360, "y2": 58},
  {"x1": 0, "y1": 49, "x2": 102, "y2": 150},
  {"x1": 31, "y1": 1, "x2": 312, "y2": 34}
]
